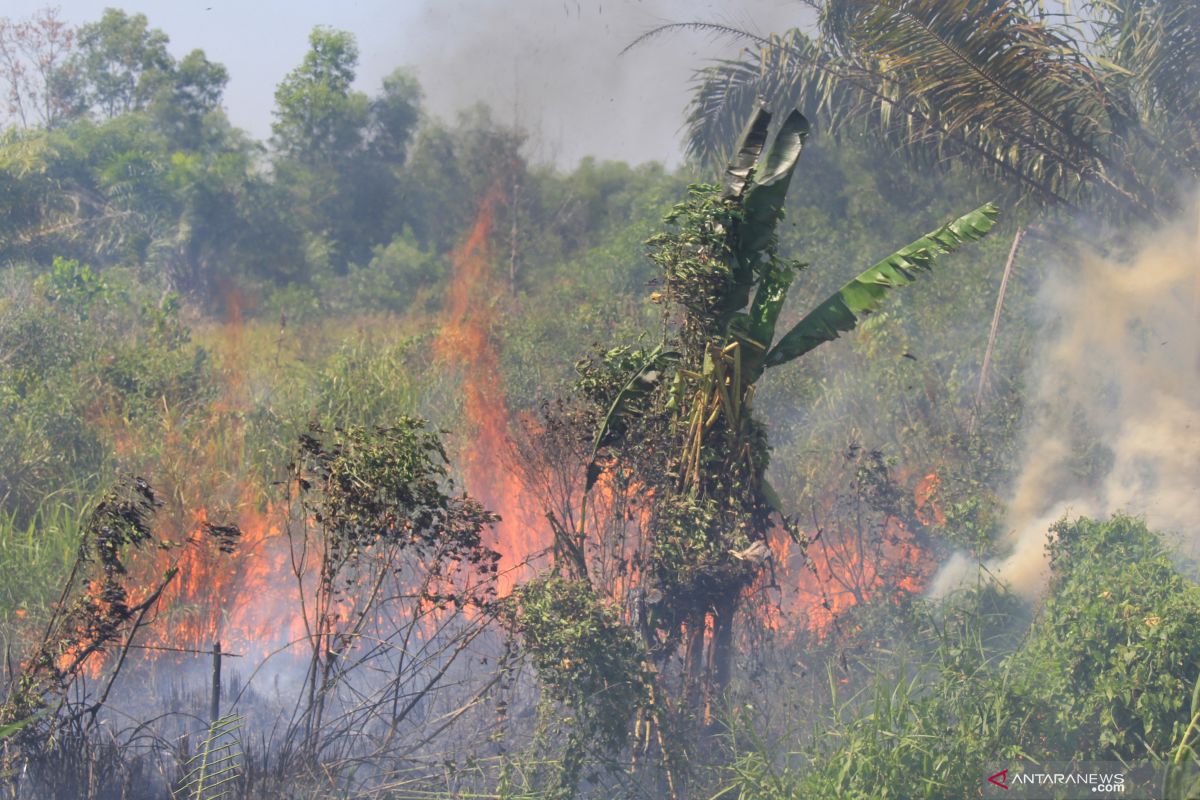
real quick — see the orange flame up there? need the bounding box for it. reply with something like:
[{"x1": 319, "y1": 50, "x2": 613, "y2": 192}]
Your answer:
[
  {"x1": 68, "y1": 190, "x2": 548, "y2": 676},
  {"x1": 765, "y1": 468, "x2": 937, "y2": 637},
  {"x1": 914, "y1": 471, "x2": 946, "y2": 527},
  {"x1": 433, "y1": 188, "x2": 550, "y2": 592}
]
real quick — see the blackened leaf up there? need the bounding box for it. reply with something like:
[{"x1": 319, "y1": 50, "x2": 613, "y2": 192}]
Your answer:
[{"x1": 722, "y1": 100, "x2": 771, "y2": 199}]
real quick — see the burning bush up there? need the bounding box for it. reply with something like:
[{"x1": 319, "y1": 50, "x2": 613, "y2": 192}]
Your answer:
[{"x1": 0, "y1": 476, "x2": 239, "y2": 796}]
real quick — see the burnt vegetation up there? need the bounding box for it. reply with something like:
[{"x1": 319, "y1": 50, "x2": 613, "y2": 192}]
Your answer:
[{"x1": 2, "y1": 2, "x2": 1200, "y2": 799}]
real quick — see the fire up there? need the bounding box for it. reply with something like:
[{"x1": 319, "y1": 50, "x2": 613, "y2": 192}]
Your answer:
[
  {"x1": 124, "y1": 282, "x2": 305, "y2": 663},
  {"x1": 50, "y1": 279, "x2": 309, "y2": 673},
  {"x1": 764, "y1": 472, "x2": 937, "y2": 636},
  {"x1": 41, "y1": 185, "x2": 941, "y2": 680},
  {"x1": 148, "y1": 502, "x2": 302, "y2": 662},
  {"x1": 914, "y1": 471, "x2": 946, "y2": 527},
  {"x1": 433, "y1": 187, "x2": 550, "y2": 592},
  {"x1": 767, "y1": 518, "x2": 928, "y2": 635},
  {"x1": 59, "y1": 188, "x2": 550, "y2": 679}
]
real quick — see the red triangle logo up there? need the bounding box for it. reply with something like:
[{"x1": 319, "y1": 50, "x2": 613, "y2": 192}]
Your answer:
[{"x1": 988, "y1": 769, "x2": 1009, "y2": 789}]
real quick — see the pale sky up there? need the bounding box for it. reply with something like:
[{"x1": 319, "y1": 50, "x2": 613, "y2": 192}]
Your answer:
[{"x1": 4, "y1": 0, "x2": 812, "y2": 167}]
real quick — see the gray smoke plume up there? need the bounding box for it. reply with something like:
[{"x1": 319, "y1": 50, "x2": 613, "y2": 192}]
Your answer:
[
  {"x1": 931, "y1": 201, "x2": 1200, "y2": 598},
  {"x1": 398, "y1": 0, "x2": 809, "y2": 166}
]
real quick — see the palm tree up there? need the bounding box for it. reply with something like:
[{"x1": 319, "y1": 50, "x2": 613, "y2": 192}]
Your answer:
[{"x1": 638, "y1": 0, "x2": 1199, "y2": 223}]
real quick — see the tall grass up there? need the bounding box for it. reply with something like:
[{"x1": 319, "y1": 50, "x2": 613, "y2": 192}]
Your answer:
[
  {"x1": 0, "y1": 484, "x2": 97, "y2": 652},
  {"x1": 711, "y1": 588, "x2": 1032, "y2": 800},
  {"x1": 1164, "y1": 675, "x2": 1200, "y2": 800}
]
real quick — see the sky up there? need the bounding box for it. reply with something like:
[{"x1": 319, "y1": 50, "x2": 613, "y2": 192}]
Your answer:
[{"x1": 4, "y1": 0, "x2": 812, "y2": 167}]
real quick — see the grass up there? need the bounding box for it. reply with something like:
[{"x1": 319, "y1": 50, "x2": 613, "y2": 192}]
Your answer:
[
  {"x1": 0, "y1": 309, "x2": 456, "y2": 676},
  {"x1": 0, "y1": 484, "x2": 96, "y2": 652}
]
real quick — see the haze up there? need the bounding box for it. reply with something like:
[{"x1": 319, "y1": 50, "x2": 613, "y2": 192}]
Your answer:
[{"x1": 4, "y1": 0, "x2": 810, "y2": 166}]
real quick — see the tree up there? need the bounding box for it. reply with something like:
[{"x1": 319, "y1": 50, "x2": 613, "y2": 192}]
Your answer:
[
  {"x1": 517, "y1": 103, "x2": 997, "y2": 794},
  {"x1": 271, "y1": 26, "x2": 368, "y2": 165},
  {"x1": 150, "y1": 48, "x2": 228, "y2": 149},
  {"x1": 270, "y1": 27, "x2": 422, "y2": 273},
  {"x1": 367, "y1": 67, "x2": 421, "y2": 163},
  {"x1": 0, "y1": 7, "x2": 76, "y2": 129},
  {"x1": 45, "y1": 9, "x2": 228, "y2": 148},
  {"x1": 670, "y1": 0, "x2": 1200, "y2": 222},
  {"x1": 401, "y1": 106, "x2": 525, "y2": 254},
  {"x1": 66, "y1": 8, "x2": 174, "y2": 120}
]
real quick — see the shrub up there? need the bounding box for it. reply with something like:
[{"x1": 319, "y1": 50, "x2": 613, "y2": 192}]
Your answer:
[
  {"x1": 1015, "y1": 514, "x2": 1200, "y2": 760},
  {"x1": 509, "y1": 575, "x2": 649, "y2": 796}
]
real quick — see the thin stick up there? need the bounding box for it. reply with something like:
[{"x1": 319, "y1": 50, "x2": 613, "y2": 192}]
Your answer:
[
  {"x1": 973, "y1": 227, "x2": 1024, "y2": 418},
  {"x1": 119, "y1": 643, "x2": 242, "y2": 658}
]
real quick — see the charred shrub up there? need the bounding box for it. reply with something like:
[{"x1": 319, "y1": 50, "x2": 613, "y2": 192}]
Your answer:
[{"x1": 293, "y1": 421, "x2": 501, "y2": 592}]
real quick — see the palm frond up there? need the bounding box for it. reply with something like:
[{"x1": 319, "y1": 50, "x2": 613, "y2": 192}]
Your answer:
[
  {"x1": 1089, "y1": 0, "x2": 1200, "y2": 170},
  {"x1": 685, "y1": 1, "x2": 1169, "y2": 219},
  {"x1": 175, "y1": 715, "x2": 242, "y2": 800}
]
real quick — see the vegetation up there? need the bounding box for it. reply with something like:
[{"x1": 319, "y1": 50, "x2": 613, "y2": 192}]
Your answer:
[
  {"x1": 500, "y1": 102, "x2": 998, "y2": 797},
  {"x1": 714, "y1": 516, "x2": 1200, "y2": 799},
  {"x1": 674, "y1": 0, "x2": 1200, "y2": 221},
  {"x1": 0, "y1": 3, "x2": 1196, "y2": 799}
]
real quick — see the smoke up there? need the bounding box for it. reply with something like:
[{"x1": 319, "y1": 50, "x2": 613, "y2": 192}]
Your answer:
[
  {"x1": 395, "y1": 0, "x2": 809, "y2": 167},
  {"x1": 931, "y1": 201, "x2": 1200, "y2": 598}
]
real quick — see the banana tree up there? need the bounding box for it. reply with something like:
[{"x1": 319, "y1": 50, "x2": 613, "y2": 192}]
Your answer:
[{"x1": 576, "y1": 101, "x2": 998, "y2": 717}]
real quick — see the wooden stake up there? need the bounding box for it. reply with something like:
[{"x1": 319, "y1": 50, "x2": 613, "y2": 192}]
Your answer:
[{"x1": 210, "y1": 641, "x2": 222, "y2": 723}]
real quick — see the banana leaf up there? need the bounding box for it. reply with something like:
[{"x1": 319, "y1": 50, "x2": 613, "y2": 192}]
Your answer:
[
  {"x1": 719, "y1": 107, "x2": 809, "y2": 316},
  {"x1": 763, "y1": 203, "x2": 1000, "y2": 368},
  {"x1": 738, "y1": 110, "x2": 811, "y2": 265},
  {"x1": 747, "y1": 264, "x2": 795, "y2": 345},
  {"x1": 722, "y1": 102, "x2": 771, "y2": 200},
  {"x1": 728, "y1": 264, "x2": 797, "y2": 380}
]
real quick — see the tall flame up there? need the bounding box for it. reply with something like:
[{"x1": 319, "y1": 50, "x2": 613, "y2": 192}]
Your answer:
[{"x1": 432, "y1": 187, "x2": 549, "y2": 591}]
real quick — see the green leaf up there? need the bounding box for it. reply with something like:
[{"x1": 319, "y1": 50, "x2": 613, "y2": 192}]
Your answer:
[
  {"x1": 738, "y1": 110, "x2": 810, "y2": 263},
  {"x1": 585, "y1": 345, "x2": 679, "y2": 490},
  {"x1": 764, "y1": 203, "x2": 1000, "y2": 368},
  {"x1": 177, "y1": 714, "x2": 242, "y2": 800},
  {"x1": 0, "y1": 714, "x2": 36, "y2": 741},
  {"x1": 746, "y1": 264, "x2": 796, "y2": 346},
  {"x1": 759, "y1": 475, "x2": 784, "y2": 516},
  {"x1": 729, "y1": 264, "x2": 797, "y2": 380},
  {"x1": 718, "y1": 108, "x2": 809, "y2": 318}
]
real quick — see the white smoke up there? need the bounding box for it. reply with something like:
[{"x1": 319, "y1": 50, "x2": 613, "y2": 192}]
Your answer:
[
  {"x1": 931, "y1": 201, "x2": 1200, "y2": 597},
  {"x1": 396, "y1": 0, "x2": 811, "y2": 167}
]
